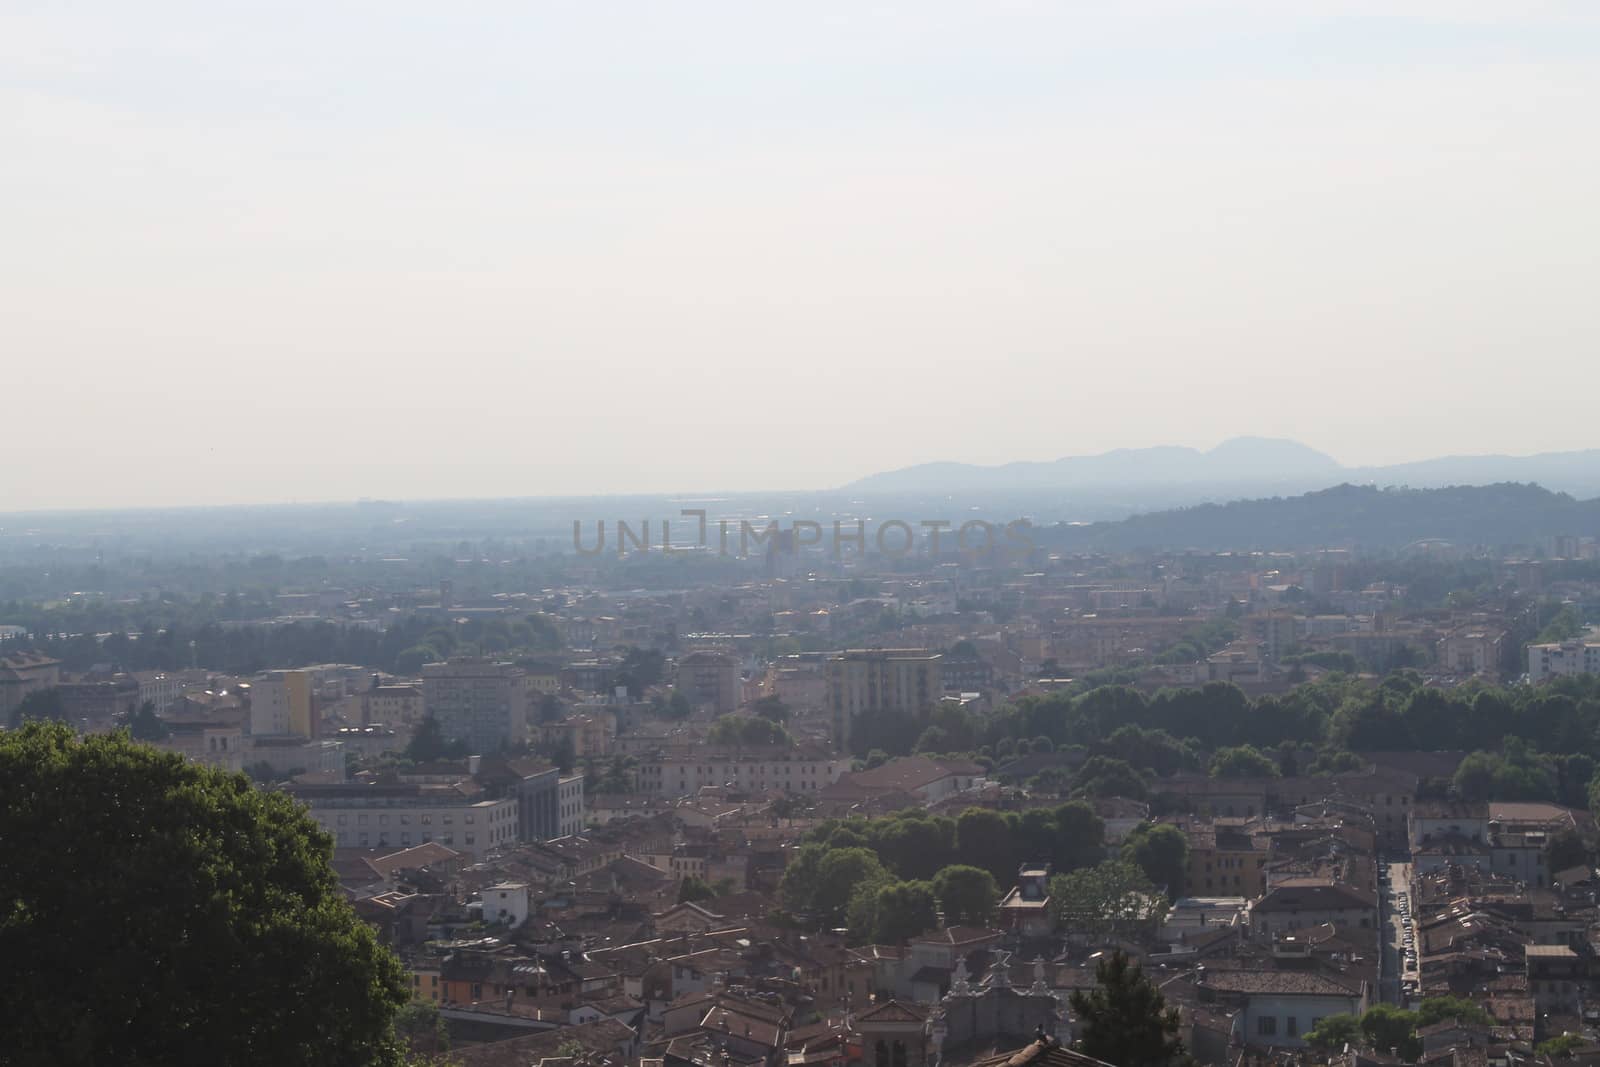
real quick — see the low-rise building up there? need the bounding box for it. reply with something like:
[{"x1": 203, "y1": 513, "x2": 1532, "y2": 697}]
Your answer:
[
  {"x1": 289, "y1": 782, "x2": 518, "y2": 859},
  {"x1": 1436, "y1": 624, "x2": 1506, "y2": 677},
  {"x1": 158, "y1": 715, "x2": 246, "y2": 774},
  {"x1": 0, "y1": 651, "x2": 61, "y2": 719},
  {"x1": 1249, "y1": 880, "x2": 1376, "y2": 940},
  {"x1": 636, "y1": 745, "x2": 845, "y2": 797},
  {"x1": 1195, "y1": 968, "x2": 1369, "y2": 1048}
]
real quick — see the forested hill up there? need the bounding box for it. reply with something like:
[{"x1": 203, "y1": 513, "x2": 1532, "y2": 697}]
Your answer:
[{"x1": 1042, "y1": 483, "x2": 1600, "y2": 552}]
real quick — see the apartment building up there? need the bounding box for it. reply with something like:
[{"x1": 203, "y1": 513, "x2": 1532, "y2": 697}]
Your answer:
[
  {"x1": 635, "y1": 746, "x2": 846, "y2": 797},
  {"x1": 826, "y1": 649, "x2": 941, "y2": 750},
  {"x1": 540, "y1": 712, "x2": 613, "y2": 758},
  {"x1": 290, "y1": 782, "x2": 518, "y2": 859},
  {"x1": 58, "y1": 675, "x2": 141, "y2": 731},
  {"x1": 1527, "y1": 636, "x2": 1600, "y2": 683},
  {"x1": 360, "y1": 683, "x2": 424, "y2": 725},
  {"x1": 422, "y1": 657, "x2": 530, "y2": 754},
  {"x1": 558, "y1": 774, "x2": 587, "y2": 837},
  {"x1": 474, "y1": 756, "x2": 564, "y2": 842},
  {"x1": 134, "y1": 669, "x2": 199, "y2": 715},
  {"x1": 676, "y1": 649, "x2": 740, "y2": 714},
  {"x1": 250, "y1": 669, "x2": 315, "y2": 737}
]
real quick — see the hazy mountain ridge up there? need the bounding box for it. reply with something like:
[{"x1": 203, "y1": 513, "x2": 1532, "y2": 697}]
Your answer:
[
  {"x1": 846, "y1": 437, "x2": 1600, "y2": 498},
  {"x1": 1038, "y1": 482, "x2": 1600, "y2": 553}
]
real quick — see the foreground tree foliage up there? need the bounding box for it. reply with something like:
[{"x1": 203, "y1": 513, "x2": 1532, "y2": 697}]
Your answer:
[{"x1": 0, "y1": 722, "x2": 411, "y2": 1067}]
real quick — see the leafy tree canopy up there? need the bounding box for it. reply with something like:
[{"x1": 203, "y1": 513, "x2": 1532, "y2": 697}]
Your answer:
[{"x1": 0, "y1": 722, "x2": 411, "y2": 1066}]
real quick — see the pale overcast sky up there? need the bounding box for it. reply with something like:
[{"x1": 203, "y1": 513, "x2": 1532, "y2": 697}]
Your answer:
[{"x1": 3, "y1": 2, "x2": 1598, "y2": 509}]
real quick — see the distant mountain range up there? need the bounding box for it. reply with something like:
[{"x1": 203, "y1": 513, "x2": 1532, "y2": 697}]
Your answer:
[
  {"x1": 1034, "y1": 482, "x2": 1600, "y2": 553},
  {"x1": 844, "y1": 437, "x2": 1600, "y2": 499}
]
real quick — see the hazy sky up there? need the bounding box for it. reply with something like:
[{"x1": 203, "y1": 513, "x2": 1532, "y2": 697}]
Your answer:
[{"x1": 4, "y1": 2, "x2": 1598, "y2": 510}]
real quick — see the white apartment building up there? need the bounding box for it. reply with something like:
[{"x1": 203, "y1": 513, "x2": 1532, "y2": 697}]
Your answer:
[
  {"x1": 558, "y1": 773, "x2": 586, "y2": 836},
  {"x1": 481, "y1": 883, "x2": 531, "y2": 928},
  {"x1": 635, "y1": 747, "x2": 846, "y2": 797},
  {"x1": 1527, "y1": 636, "x2": 1600, "y2": 683},
  {"x1": 135, "y1": 670, "x2": 195, "y2": 715},
  {"x1": 290, "y1": 783, "x2": 518, "y2": 859}
]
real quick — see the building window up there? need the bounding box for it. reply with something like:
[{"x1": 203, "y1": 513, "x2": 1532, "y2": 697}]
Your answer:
[
  {"x1": 1286, "y1": 1018, "x2": 1298, "y2": 1037},
  {"x1": 1259, "y1": 1017, "x2": 1276, "y2": 1036}
]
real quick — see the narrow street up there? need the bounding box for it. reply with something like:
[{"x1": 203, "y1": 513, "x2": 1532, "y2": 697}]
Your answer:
[{"x1": 1380, "y1": 858, "x2": 1414, "y2": 1005}]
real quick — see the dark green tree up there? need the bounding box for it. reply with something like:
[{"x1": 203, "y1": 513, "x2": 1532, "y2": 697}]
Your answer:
[
  {"x1": 1360, "y1": 1004, "x2": 1421, "y2": 1061},
  {"x1": 678, "y1": 876, "x2": 717, "y2": 904},
  {"x1": 707, "y1": 714, "x2": 790, "y2": 747},
  {"x1": 125, "y1": 699, "x2": 170, "y2": 741},
  {"x1": 1208, "y1": 744, "x2": 1279, "y2": 779},
  {"x1": 1047, "y1": 860, "x2": 1164, "y2": 935},
  {"x1": 9, "y1": 686, "x2": 66, "y2": 728},
  {"x1": 1537, "y1": 1035, "x2": 1586, "y2": 1059},
  {"x1": 1070, "y1": 949, "x2": 1189, "y2": 1067},
  {"x1": 954, "y1": 807, "x2": 1017, "y2": 883},
  {"x1": 1305, "y1": 1014, "x2": 1361, "y2": 1052},
  {"x1": 811, "y1": 848, "x2": 889, "y2": 924},
  {"x1": 1547, "y1": 829, "x2": 1588, "y2": 874},
  {"x1": 394, "y1": 1000, "x2": 450, "y2": 1057},
  {"x1": 1051, "y1": 801, "x2": 1108, "y2": 871},
  {"x1": 0, "y1": 722, "x2": 410, "y2": 1066},
  {"x1": 1072, "y1": 756, "x2": 1149, "y2": 801},
  {"x1": 1413, "y1": 997, "x2": 1491, "y2": 1028},
  {"x1": 932, "y1": 864, "x2": 1000, "y2": 926},
  {"x1": 404, "y1": 715, "x2": 468, "y2": 763},
  {"x1": 616, "y1": 645, "x2": 665, "y2": 698},
  {"x1": 1122, "y1": 822, "x2": 1189, "y2": 899},
  {"x1": 849, "y1": 879, "x2": 938, "y2": 944},
  {"x1": 752, "y1": 695, "x2": 790, "y2": 722}
]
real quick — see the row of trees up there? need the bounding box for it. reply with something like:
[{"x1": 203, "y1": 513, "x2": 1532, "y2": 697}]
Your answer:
[
  {"x1": 17, "y1": 609, "x2": 568, "y2": 680},
  {"x1": 783, "y1": 803, "x2": 1195, "y2": 943},
  {"x1": 884, "y1": 669, "x2": 1600, "y2": 772},
  {"x1": 707, "y1": 714, "x2": 792, "y2": 747},
  {"x1": 863, "y1": 668, "x2": 1600, "y2": 817},
  {"x1": 798, "y1": 803, "x2": 1106, "y2": 886},
  {"x1": 1306, "y1": 997, "x2": 1493, "y2": 1061},
  {"x1": 778, "y1": 839, "x2": 1003, "y2": 943}
]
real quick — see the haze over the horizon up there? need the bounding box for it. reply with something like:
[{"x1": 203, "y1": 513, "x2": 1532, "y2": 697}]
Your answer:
[{"x1": 5, "y1": 3, "x2": 1599, "y2": 510}]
